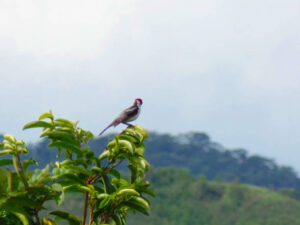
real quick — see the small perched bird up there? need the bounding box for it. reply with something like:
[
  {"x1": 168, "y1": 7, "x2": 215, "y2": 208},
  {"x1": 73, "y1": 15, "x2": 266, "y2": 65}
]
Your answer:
[{"x1": 99, "y1": 98, "x2": 143, "y2": 136}]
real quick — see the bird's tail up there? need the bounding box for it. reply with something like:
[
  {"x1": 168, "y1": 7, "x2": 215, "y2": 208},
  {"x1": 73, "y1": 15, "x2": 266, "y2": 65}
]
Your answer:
[{"x1": 98, "y1": 123, "x2": 113, "y2": 136}]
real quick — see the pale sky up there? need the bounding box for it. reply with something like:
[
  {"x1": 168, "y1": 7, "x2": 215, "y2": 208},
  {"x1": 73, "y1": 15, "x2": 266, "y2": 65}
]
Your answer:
[{"x1": 1, "y1": 0, "x2": 300, "y2": 172}]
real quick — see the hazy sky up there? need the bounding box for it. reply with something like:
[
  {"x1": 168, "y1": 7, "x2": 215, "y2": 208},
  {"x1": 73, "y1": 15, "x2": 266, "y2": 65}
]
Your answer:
[{"x1": 1, "y1": 0, "x2": 300, "y2": 172}]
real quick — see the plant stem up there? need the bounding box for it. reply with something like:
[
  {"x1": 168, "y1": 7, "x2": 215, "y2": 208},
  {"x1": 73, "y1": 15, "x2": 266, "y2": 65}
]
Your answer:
[
  {"x1": 99, "y1": 215, "x2": 103, "y2": 224},
  {"x1": 103, "y1": 214, "x2": 110, "y2": 223},
  {"x1": 82, "y1": 191, "x2": 89, "y2": 225},
  {"x1": 34, "y1": 210, "x2": 41, "y2": 225},
  {"x1": 7, "y1": 168, "x2": 13, "y2": 192},
  {"x1": 90, "y1": 159, "x2": 124, "y2": 184},
  {"x1": 89, "y1": 203, "x2": 94, "y2": 225}
]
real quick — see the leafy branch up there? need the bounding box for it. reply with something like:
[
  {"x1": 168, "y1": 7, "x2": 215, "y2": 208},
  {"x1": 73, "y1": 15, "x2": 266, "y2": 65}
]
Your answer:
[{"x1": 0, "y1": 111, "x2": 154, "y2": 225}]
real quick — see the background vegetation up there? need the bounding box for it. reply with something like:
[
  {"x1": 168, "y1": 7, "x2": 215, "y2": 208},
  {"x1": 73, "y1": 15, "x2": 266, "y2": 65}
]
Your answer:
[
  {"x1": 42, "y1": 168, "x2": 300, "y2": 225},
  {"x1": 128, "y1": 168, "x2": 300, "y2": 225},
  {"x1": 1, "y1": 131, "x2": 300, "y2": 224},
  {"x1": 12, "y1": 132, "x2": 299, "y2": 195}
]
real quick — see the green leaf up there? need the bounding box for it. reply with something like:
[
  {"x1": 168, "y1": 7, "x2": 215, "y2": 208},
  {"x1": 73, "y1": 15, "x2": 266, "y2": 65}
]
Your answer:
[
  {"x1": 48, "y1": 141, "x2": 81, "y2": 154},
  {"x1": 52, "y1": 173, "x2": 85, "y2": 185},
  {"x1": 116, "y1": 188, "x2": 140, "y2": 197},
  {"x1": 135, "y1": 143, "x2": 146, "y2": 156},
  {"x1": 65, "y1": 165, "x2": 92, "y2": 176},
  {"x1": 123, "y1": 128, "x2": 144, "y2": 142},
  {"x1": 119, "y1": 134, "x2": 140, "y2": 144},
  {"x1": 51, "y1": 184, "x2": 64, "y2": 205},
  {"x1": 119, "y1": 212, "x2": 127, "y2": 225},
  {"x1": 0, "y1": 158, "x2": 13, "y2": 167},
  {"x1": 54, "y1": 118, "x2": 74, "y2": 129},
  {"x1": 0, "y1": 168, "x2": 8, "y2": 194},
  {"x1": 4, "y1": 134, "x2": 16, "y2": 143},
  {"x1": 27, "y1": 186, "x2": 51, "y2": 195},
  {"x1": 129, "y1": 196, "x2": 149, "y2": 209},
  {"x1": 0, "y1": 204, "x2": 31, "y2": 224},
  {"x1": 3, "y1": 142, "x2": 14, "y2": 150},
  {"x1": 121, "y1": 201, "x2": 149, "y2": 215},
  {"x1": 120, "y1": 196, "x2": 150, "y2": 214},
  {"x1": 60, "y1": 159, "x2": 72, "y2": 166},
  {"x1": 23, "y1": 121, "x2": 53, "y2": 130},
  {"x1": 86, "y1": 150, "x2": 95, "y2": 159},
  {"x1": 139, "y1": 159, "x2": 150, "y2": 171},
  {"x1": 28, "y1": 165, "x2": 50, "y2": 185},
  {"x1": 128, "y1": 165, "x2": 137, "y2": 183},
  {"x1": 99, "y1": 195, "x2": 111, "y2": 208},
  {"x1": 133, "y1": 125, "x2": 148, "y2": 139},
  {"x1": 97, "y1": 193, "x2": 109, "y2": 200},
  {"x1": 11, "y1": 210, "x2": 29, "y2": 225},
  {"x1": 63, "y1": 184, "x2": 90, "y2": 193},
  {"x1": 50, "y1": 210, "x2": 81, "y2": 225},
  {"x1": 91, "y1": 166, "x2": 104, "y2": 175},
  {"x1": 108, "y1": 140, "x2": 134, "y2": 155},
  {"x1": 52, "y1": 167, "x2": 69, "y2": 176},
  {"x1": 51, "y1": 183, "x2": 63, "y2": 192},
  {"x1": 134, "y1": 184, "x2": 155, "y2": 197},
  {"x1": 57, "y1": 190, "x2": 64, "y2": 205},
  {"x1": 39, "y1": 112, "x2": 54, "y2": 120},
  {"x1": 0, "y1": 150, "x2": 14, "y2": 155},
  {"x1": 102, "y1": 175, "x2": 112, "y2": 194},
  {"x1": 45, "y1": 131, "x2": 77, "y2": 143},
  {"x1": 112, "y1": 178, "x2": 130, "y2": 189},
  {"x1": 22, "y1": 159, "x2": 38, "y2": 171},
  {"x1": 85, "y1": 131, "x2": 94, "y2": 139},
  {"x1": 109, "y1": 168, "x2": 121, "y2": 179},
  {"x1": 0, "y1": 193, "x2": 43, "y2": 209},
  {"x1": 111, "y1": 214, "x2": 122, "y2": 225},
  {"x1": 99, "y1": 151, "x2": 110, "y2": 160},
  {"x1": 42, "y1": 218, "x2": 58, "y2": 225}
]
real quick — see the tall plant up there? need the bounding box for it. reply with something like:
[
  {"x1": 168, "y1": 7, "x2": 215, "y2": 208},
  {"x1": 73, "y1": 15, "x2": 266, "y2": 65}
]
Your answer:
[{"x1": 0, "y1": 111, "x2": 154, "y2": 225}]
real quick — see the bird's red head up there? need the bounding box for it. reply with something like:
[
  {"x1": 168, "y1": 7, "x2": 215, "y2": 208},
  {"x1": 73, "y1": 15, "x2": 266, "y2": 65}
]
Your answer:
[{"x1": 135, "y1": 98, "x2": 143, "y2": 105}]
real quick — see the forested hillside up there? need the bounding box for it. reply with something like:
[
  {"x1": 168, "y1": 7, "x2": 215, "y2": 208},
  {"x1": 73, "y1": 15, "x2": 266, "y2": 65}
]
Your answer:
[
  {"x1": 128, "y1": 168, "x2": 300, "y2": 225},
  {"x1": 43, "y1": 168, "x2": 300, "y2": 225},
  {"x1": 12, "y1": 132, "x2": 299, "y2": 195},
  {"x1": 1, "y1": 132, "x2": 300, "y2": 225}
]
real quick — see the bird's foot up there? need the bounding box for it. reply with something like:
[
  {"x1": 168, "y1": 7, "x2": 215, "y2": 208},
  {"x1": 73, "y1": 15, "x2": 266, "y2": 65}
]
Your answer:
[{"x1": 123, "y1": 122, "x2": 134, "y2": 127}]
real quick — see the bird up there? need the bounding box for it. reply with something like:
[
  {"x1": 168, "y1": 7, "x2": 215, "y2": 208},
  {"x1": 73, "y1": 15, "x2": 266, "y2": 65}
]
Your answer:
[{"x1": 99, "y1": 98, "x2": 143, "y2": 136}]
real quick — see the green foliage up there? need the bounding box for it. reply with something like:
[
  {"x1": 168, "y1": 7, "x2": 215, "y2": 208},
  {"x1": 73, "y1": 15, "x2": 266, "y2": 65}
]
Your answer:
[
  {"x1": 26, "y1": 132, "x2": 300, "y2": 196},
  {"x1": 0, "y1": 111, "x2": 153, "y2": 225}
]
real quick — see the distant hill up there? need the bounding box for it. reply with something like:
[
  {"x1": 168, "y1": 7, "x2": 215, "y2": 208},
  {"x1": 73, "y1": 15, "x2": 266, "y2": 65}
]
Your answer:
[
  {"x1": 4, "y1": 131, "x2": 300, "y2": 195},
  {"x1": 92, "y1": 132, "x2": 300, "y2": 195},
  {"x1": 128, "y1": 168, "x2": 300, "y2": 225}
]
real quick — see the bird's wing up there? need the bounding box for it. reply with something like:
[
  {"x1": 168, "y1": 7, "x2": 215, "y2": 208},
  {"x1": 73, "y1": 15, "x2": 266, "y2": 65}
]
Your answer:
[
  {"x1": 111, "y1": 106, "x2": 139, "y2": 125},
  {"x1": 123, "y1": 106, "x2": 139, "y2": 119}
]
